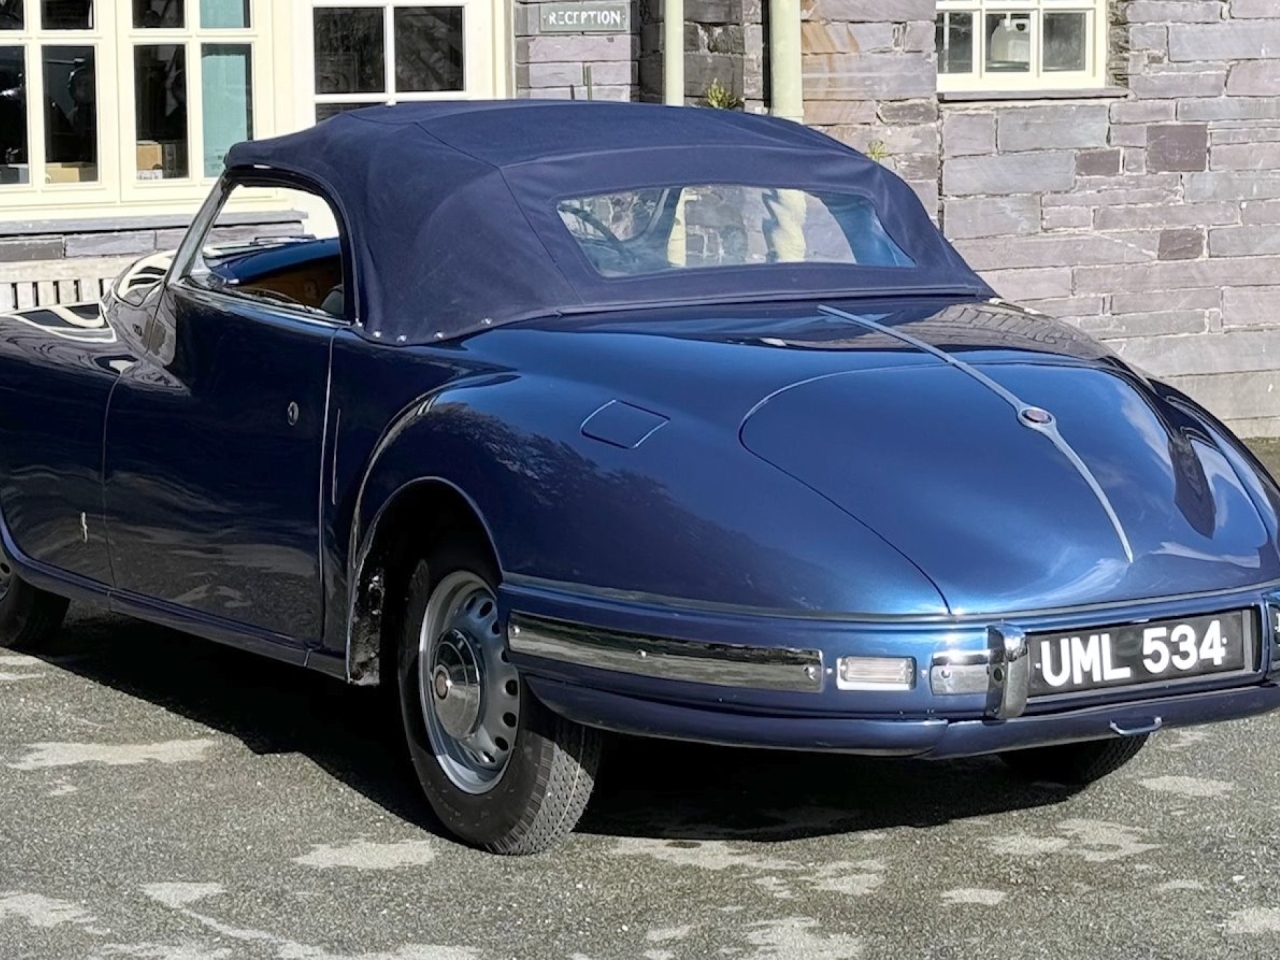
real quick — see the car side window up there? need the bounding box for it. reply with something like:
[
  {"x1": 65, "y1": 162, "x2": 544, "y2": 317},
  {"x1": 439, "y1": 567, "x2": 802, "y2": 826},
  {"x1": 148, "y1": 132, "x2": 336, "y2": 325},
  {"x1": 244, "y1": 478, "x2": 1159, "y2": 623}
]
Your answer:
[{"x1": 183, "y1": 182, "x2": 349, "y2": 321}]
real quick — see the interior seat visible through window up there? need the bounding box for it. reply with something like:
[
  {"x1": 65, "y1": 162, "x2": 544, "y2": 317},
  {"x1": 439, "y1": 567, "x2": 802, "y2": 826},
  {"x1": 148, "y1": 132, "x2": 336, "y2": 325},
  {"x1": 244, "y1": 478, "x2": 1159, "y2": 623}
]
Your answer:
[{"x1": 184, "y1": 181, "x2": 348, "y2": 321}]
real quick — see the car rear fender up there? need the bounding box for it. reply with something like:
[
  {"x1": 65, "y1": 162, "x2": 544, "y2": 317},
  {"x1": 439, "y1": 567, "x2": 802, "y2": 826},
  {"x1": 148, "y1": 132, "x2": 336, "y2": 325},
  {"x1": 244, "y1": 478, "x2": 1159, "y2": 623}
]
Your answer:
[
  {"x1": 340, "y1": 379, "x2": 516, "y2": 685},
  {"x1": 339, "y1": 371, "x2": 953, "y2": 685}
]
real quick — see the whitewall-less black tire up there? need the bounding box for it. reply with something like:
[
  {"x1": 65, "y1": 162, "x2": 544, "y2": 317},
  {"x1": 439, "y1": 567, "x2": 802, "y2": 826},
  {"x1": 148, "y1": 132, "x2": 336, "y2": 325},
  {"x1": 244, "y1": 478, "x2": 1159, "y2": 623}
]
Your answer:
[
  {"x1": 999, "y1": 734, "x2": 1149, "y2": 785},
  {"x1": 0, "y1": 559, "x2": 69, "y2": 651},
  {"x1": 396, "y1": 542, "x2": 602, "y2": 854}
]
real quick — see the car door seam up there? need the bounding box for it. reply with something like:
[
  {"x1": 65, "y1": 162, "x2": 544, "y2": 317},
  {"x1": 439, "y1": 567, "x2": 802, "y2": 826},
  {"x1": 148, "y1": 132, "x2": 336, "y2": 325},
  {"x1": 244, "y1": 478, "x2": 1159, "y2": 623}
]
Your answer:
[
  {"x1": 317, "y1": 332, "x2": 337, "y2": 646},
  {"x1": 100, "y1": 372, "x2": 124, "y2": 589}
]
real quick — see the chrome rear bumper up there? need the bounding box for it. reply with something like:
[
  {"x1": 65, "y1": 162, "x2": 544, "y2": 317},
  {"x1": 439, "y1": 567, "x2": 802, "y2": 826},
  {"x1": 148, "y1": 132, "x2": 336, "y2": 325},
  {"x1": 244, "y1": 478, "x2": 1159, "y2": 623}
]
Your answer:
[
  {"x1": 511, "y1": 613, "x2": 1038, "y2": 718},
  {"x1": 508, "y1": 613, "x2": 825, "y2": 693}
]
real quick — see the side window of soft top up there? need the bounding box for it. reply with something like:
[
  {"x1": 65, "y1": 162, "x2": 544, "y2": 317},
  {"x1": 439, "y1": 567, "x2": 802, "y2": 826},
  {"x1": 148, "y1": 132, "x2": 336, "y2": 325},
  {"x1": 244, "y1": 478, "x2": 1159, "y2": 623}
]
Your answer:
[{"x1": 183, "y1": 180, "x2": 348, "y2": 321}]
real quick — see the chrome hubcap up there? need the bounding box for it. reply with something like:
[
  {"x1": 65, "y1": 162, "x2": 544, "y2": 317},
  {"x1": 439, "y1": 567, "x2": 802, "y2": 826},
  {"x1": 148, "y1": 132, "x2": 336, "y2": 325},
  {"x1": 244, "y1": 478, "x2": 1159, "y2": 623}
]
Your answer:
[
  {"x1": 430, "y1": 630, "x2": 482, "y2": 740},
  {"x1": 418, "y1": 571, "x2": 520, "y2": 795}
]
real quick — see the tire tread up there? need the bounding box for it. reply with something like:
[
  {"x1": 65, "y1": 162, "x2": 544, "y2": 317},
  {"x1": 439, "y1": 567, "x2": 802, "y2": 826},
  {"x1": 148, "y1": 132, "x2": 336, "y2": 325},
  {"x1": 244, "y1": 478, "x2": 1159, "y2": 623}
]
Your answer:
[
  {"x1": 488, "y1": 711, "x2": 602, "y2": 855},
  {"x1": 398, "y1": 542, "x2": 602, "y2": 855},
  {"x1": 0, "y1": 577, "x2": 69, "y2": 651},
  {"x1": 1000, "y1": 734, "x2": 1148, "y2": 785}
]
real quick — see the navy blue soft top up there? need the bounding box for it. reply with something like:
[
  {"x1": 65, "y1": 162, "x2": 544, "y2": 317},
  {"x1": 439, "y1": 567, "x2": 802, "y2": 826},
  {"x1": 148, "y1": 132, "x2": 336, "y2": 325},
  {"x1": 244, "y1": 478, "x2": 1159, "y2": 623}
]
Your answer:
[{"x1": 226, "y1": 101, "x2": 989, "y2": 343}]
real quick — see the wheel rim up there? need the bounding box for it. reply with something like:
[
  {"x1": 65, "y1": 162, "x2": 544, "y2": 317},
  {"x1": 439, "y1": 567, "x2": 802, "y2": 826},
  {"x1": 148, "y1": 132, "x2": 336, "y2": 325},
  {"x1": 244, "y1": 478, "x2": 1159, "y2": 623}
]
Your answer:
[
  {"x1": 0, "y1": 559, "x2": 12, "y2": 604},
  {"x1": 418, "y1": 570, "x2": 520, "y2": 795}
]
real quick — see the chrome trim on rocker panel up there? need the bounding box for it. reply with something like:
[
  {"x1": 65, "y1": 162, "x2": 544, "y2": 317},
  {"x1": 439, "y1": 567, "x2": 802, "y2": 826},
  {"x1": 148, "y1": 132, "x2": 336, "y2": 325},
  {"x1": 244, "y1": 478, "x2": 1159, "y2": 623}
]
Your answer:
[{"x1": 507, "y1": 614, "x2": 825, "y2": 693}]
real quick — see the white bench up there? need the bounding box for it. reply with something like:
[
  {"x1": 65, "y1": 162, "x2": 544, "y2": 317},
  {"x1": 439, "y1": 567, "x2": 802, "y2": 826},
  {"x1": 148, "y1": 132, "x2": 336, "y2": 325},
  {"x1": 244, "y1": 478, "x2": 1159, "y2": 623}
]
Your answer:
[{"x1": 0, "y1": 256, "x2": 137, "y2": 312}]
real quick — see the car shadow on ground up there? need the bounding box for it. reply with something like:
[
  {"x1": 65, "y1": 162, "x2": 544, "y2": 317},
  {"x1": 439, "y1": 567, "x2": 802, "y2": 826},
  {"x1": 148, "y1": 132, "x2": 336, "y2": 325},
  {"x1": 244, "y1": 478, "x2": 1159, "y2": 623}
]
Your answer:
[
  {"x1": 583, "y1": 737, "x2": 1080, "y2": 842},
  {"x1": 34, "y1": 607, "x2": 1081, "y2": 846}
]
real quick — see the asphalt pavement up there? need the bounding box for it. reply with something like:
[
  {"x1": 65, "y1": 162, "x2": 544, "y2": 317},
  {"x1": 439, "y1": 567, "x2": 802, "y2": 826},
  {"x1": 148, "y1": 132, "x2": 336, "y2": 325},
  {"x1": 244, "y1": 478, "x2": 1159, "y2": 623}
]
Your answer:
[{"x1": 5, "y1": 444, "x2": 1280, "y2": 960}]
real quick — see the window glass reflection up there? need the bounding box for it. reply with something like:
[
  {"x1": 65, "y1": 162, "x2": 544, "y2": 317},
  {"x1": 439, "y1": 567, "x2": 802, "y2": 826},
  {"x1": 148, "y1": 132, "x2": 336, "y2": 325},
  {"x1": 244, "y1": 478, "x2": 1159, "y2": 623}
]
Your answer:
[
  {"x1": 42, "y1": 0, "x2": 92, "y2": 29},
  {"x1": 202, "y1": 43, "x2": 251, "y2": 176},
  {"x1": 935, "y1": 12, "x2": 973, "y2": 76},
  {"x1": 314, "y1": 8, "x2": 385, "y2": 95},
  {"x1": 1, "y1": 0, "x2": 23, "y2": 30},
  {"x1": 135, "y1": 44, "x2": 188, "y2": 179},
  {"x1": 199, "y1": 0, "x2": 248, "y2": 29},
  {"x1": 315, "y1": 101, "x2": 376, "y2": 123},
  {"x1": 134, "y1": 0, "x2": 184, "y2": 28},
  {"x1": 43, "y1": 44, "x2": 96, "y2": 182},
  {"x1": 0, "y1": 45, "x2": 27, "y2": 183},
  {"x1": 395, "y1": 6, "x2": 464, "y2": 92},
  {"x1": 985, "y1": 13, "x2": 1031, "y2": 73},
  {"x1": 1044, "y1": 12, "x2": 1087, "y2": 72}
]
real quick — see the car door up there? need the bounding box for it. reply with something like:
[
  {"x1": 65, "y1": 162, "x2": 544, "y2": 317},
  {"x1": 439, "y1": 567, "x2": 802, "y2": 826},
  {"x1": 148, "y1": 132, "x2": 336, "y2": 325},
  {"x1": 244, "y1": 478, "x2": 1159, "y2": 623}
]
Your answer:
[{"x1": 102, "y1": 174, "x2": 349, "y2": 644}]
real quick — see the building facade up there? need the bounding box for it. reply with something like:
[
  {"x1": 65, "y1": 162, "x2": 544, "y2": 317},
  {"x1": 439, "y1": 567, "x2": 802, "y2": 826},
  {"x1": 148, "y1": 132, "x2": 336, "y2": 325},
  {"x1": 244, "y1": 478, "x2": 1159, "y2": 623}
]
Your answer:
[
  {"x1": 3, "y1": 0, "x2": 1279, "y2": 434},
  {"x1": 0, "y1": 0, "x2": 509, "y2": 273}
]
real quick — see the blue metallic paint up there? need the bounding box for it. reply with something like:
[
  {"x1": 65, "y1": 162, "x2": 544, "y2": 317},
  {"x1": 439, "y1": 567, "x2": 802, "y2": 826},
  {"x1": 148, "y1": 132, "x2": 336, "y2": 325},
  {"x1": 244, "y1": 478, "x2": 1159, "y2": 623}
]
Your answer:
[
  {"x1": 2, "y1": 261, "x2": 1280, "y2": 758},
  {"x1": 527, "y1": 675, "x2": 1280, "y2": 757},
  {"x1": 103, "y1": 284, "x2": 334, "y2": 642},
  {"x1": 0, "y1": 309, "x2": 122, "y2": 584},
  {"x1": 499, "y1": 575, "x2": 1277, "y2": 718}
]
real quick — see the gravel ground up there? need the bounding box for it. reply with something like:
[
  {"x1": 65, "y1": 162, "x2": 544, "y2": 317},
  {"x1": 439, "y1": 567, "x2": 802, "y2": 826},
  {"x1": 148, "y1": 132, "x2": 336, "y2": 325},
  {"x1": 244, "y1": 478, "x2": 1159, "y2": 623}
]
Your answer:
[{"x1": 4, "y1": 444, "x2": 1280, "y2": 960}]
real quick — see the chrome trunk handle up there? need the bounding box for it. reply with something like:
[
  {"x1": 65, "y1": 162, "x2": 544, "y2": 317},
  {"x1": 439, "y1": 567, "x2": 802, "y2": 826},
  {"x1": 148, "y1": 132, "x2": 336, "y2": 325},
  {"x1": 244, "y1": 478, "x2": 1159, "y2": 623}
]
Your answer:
[{"x1": 1110, "y1": 717, "x2": 1163, "y2": 737}]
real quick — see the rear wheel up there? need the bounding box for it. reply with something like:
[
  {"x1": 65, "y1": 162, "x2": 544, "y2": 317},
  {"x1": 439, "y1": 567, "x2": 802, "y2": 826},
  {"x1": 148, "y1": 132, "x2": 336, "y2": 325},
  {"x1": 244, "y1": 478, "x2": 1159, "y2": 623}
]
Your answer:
[
  {"x1": 396, "y1": 539, "x2": 602, "y2": 854},
  {"x1": 0, "y1": 559, "x2": 69, "y2": 651},
  {"x1": 999, "y1": 735, "x2": 1149, "y2": 785}
]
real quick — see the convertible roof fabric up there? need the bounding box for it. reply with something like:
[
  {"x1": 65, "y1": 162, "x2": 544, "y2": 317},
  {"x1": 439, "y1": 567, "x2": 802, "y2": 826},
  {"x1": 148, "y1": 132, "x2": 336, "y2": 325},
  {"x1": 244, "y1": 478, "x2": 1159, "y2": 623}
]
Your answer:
[{"x1": 226, "y1": 101, "x2": 991, "y2": 344}]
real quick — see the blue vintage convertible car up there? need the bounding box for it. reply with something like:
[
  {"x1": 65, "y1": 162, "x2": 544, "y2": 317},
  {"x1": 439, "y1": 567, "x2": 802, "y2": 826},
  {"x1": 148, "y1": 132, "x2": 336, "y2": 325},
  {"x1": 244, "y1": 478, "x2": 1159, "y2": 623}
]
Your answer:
[{"x1": 4, "y1": 101, "x2": 1280, "y2": 853}]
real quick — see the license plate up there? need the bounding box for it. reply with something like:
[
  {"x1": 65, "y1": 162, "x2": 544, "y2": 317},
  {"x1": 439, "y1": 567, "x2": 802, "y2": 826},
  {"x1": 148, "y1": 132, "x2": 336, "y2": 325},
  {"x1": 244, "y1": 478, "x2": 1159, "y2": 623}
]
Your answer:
[{"x1": 1028, "y1": 609, "x2": 1254, "y2": 698}]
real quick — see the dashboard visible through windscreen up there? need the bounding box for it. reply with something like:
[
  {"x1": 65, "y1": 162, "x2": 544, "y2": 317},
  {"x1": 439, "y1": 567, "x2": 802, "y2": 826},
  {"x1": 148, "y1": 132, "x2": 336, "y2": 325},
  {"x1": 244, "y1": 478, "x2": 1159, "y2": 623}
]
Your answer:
[{"x1": 556, "y1": 185, "x2": 915, "y2": 279}]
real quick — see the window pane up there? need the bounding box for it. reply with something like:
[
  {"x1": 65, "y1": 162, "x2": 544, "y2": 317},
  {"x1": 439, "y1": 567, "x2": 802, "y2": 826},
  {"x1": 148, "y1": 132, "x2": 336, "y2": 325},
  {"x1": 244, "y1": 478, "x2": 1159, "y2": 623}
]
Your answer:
[
  {"x1": 134, "y1": 0, "x2": 184, "y2": 28},
  {"x1": 194, "y1": 185, "x2": 345, "y2": 318},
  {"x1": 936, "y1": 12, "x2": 973, "y2": 76},
  {"x1": 202, "y1": 43, "x2": 251, "y2": 176},
  {"x1": 1044, "y1": 12, "x2": 1087, "y2": 72},
  {"x1": 1, "y1": 1, "x2": 23, "y2": 29},
  {"x1": 135, "y1": 44, "x2": 189, "y2": 179},
  {"x1": 558, "y1": 185, "x2": 914, "y2": 278},
  {"x1": 314, "y1": 8, "x2": 385, "y2": 95},
  {"x1": 394, "y1": 6, "x2": 464, "y2": 92},
  {"x1": 315, "y1": 101, "x2": 378, "y2": 122},
  {"x1": 985, "y1": 13, "x2": 1031, "y2": 73},
  {"x1": 43, "y1": 45, "x2": 96, "y2": 181},
  {"x1": 42, "y1": 0, "x2": 91, "y2": 29},
  {"x1": 0, "y1": 46, "x2": 27, "y2": 183},
  {"x1": 200, "y1": 0, "x2": 248, "y2": 28}
]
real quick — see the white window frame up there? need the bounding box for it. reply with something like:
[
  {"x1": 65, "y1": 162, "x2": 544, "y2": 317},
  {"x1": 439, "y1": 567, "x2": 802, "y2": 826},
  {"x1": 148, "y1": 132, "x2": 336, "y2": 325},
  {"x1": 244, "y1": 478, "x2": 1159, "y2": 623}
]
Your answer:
[
  {"x1": 0, "y1": 3, "x2": 118, "y2": 202},
  {"x1": 0, "y1": 0, "x2": 285, "y2": 219},
  {"x1": 119, "y1": 1, "x2": 270, "y2": 205},
  {"x1": 936, "y1": 0, "x2": 1109, "y2": 94},
  {"x1": 305, "y1": 0, "x2": 507, "y2": 124}
]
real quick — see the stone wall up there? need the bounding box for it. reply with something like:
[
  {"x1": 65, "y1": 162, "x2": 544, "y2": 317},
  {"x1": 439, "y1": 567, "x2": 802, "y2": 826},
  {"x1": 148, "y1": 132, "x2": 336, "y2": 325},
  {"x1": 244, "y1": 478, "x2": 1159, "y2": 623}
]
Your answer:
[
  {"x1": 937, "y1": 0, "x2": 1280, "y2": 437},
  {"x1": 800, "y1": 0, "x2": 940, "y2": 215},
  {"x1": 0, "y1": 217, "x2": 302, "y2": 264},
  {"x1": 515, "y1": 0, "x2": 639, "y2": 100},
  {"x1": 685, "y1": 0, "x2": 767, "y2": 110},
  {"x1": 637, "y1": 0, "x2": 765, "y2": 108}
]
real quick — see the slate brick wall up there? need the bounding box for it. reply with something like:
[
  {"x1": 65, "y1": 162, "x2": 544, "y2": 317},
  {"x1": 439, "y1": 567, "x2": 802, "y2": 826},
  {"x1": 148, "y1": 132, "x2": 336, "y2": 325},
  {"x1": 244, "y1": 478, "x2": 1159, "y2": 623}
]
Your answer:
[
  {"x1": 0, "y1": 218, "x2": 303, "y2": 271},
  {"x1": 800, "y1": 0, "x2": 941, "y2": 214},
  {"x1": 636, "y1": 0, "x2": 765, "y2": 108},
  {"x1": 936, "y1": 0, "x2": 1280, "y2": 437},
  {"x1": 9, "y1": 1, "x2": 1280, "y2": 436},
  {"x1": 515, "y1": 0, "x2": 638, "y2": 100}
]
